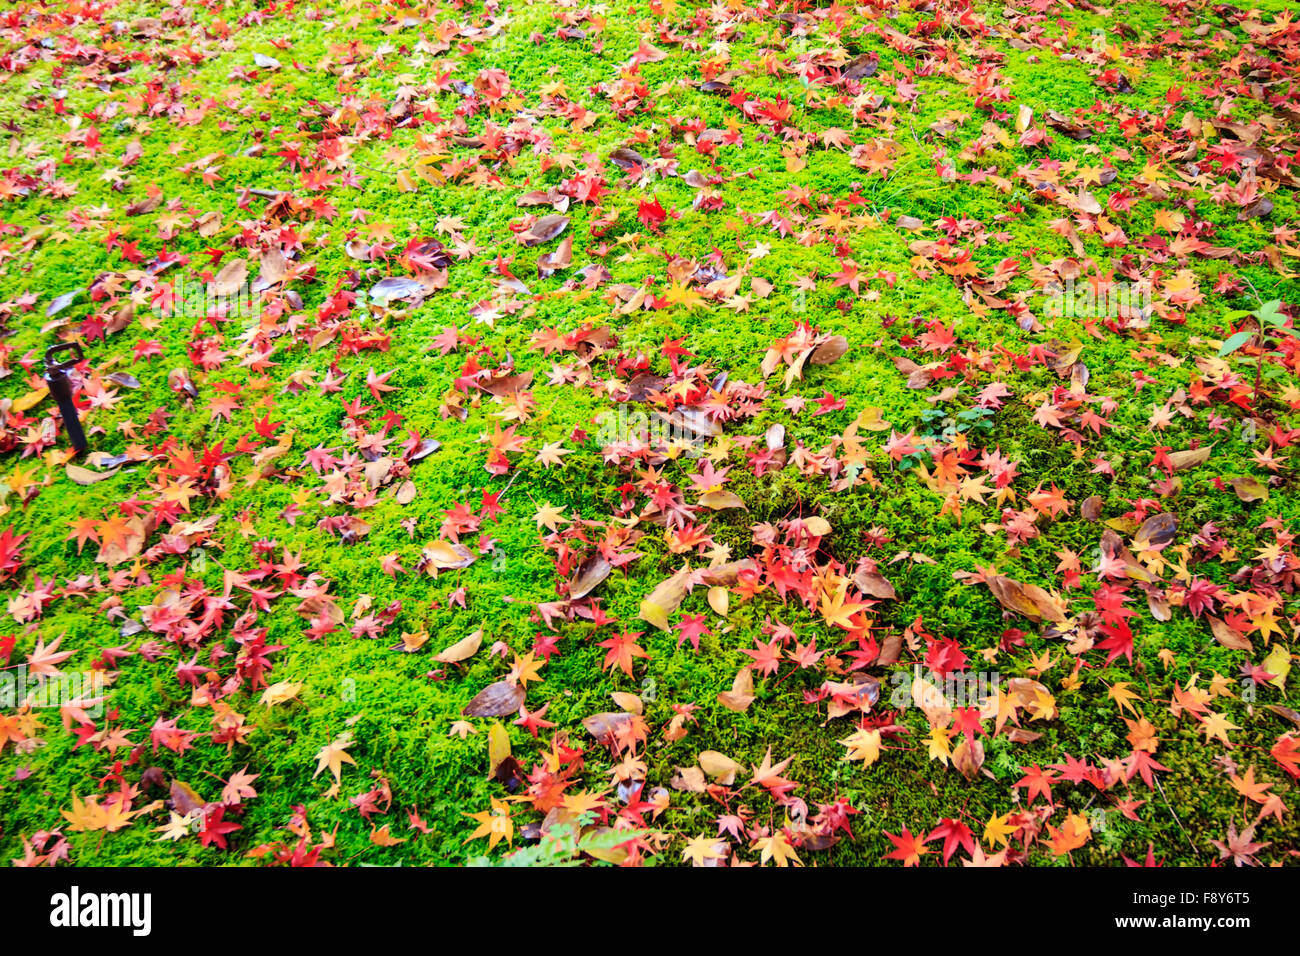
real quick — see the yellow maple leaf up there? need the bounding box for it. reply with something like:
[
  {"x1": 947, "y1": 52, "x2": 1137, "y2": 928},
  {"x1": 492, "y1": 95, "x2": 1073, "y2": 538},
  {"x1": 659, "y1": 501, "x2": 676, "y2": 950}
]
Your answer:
[
  {"x1": 839, "y1": 727, "x2": 881, "y2": 766},
  {"x1": 983, "y1": 812, "x2": 1016, "y2": 848},
  {"x1": 1107, "y1": 681, "x2": 1141, "y2": 717},
  {"x1": 754, "y1": 830, "x2": 801, "y2": 867},
  {"x1": 464, "y1": 798, "x2": 514, "y2": 850},
  {"x1": 927, "y1": 725, "x2": 952, "y2": 766},
  {"x1": 819, "y1": 581, "x2": 868, "y2": 630},
  {"x1": 312, "y1": 733, "x2": 357, "y2": 787}
]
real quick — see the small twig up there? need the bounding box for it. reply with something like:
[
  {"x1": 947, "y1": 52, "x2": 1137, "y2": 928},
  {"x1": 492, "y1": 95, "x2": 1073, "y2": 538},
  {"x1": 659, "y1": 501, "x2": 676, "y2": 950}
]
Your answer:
[
  {"x1": 497, "y1": 467, "x2": 523, "y2": 501},
  {"x1": 1154, "y1": 775, "x2": 1199, "y2": 858}
]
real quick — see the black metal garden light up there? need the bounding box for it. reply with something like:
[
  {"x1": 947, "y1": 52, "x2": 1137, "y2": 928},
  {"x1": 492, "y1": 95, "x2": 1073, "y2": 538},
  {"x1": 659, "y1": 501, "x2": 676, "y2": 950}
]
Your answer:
[{"x1": 43, "y1": 342, "x2": 88, "y2": 455}]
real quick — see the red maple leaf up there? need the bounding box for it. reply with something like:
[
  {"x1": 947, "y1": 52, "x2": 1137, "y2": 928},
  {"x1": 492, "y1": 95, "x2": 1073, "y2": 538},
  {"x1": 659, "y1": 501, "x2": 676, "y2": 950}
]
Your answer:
[
  {"x1": 926, "y1": 818, "x2": 975, "y2": 864},
  {"x1": 883, "y1": 828, "x2": 929, "y2": 866}
]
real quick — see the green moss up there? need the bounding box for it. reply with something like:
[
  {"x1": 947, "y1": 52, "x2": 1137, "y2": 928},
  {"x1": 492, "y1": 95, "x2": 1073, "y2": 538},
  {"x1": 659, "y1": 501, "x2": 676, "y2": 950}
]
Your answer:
[{"x1": 0, "y1": 0, "x2": 1296, "y2": 868}]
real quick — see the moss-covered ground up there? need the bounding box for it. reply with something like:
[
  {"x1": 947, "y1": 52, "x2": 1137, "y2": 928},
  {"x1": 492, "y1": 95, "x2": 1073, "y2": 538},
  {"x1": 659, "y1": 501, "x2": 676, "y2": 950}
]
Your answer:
[{"x1": 0, "y1": 0, "x2": 1298, "y2": 866}]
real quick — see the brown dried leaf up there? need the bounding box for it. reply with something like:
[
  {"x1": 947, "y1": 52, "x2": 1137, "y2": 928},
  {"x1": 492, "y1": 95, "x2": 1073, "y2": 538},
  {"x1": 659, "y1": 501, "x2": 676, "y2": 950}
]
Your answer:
[
  {"x1": 66, "y1": 464, "x2": 118, "y2": 485},
  {"x1": 582, "y1": 711, "x2": 633, "y2": 743},
  {"x1": 853, "y1": 568, "x2": 896, "y2": 600},
  {"x1": 953, "y1": 738, "x2": 984, "y2": 780},
  {"x1": 1133, "y1": 513, "x2": 1177, "y2": 551},
  {"x1": 210, "y1": 258, "x2": 248, "y2": 297},
  {"x1": 1227, "y1": 476, "x2": 1268, "y2": 503},
  {"x1": 435, "y1": 630, "x2": 483, "y2": 664},
  {"x1": 1168, "y1": 446, "x2": 1212, "y2": 471},
  {"x1": 395, "y1": 480, "x2": 417, "y2": 505},
  {"x1": 462, "y1": 680, "x2": 525, "y2": 717},
  {"x1": 983, "y1": 574, "x2": 1067, "y2": 624},
  {"x1": 520, "y1": 214, "x2": 569, "y2": 247},
  {"x1": 699, "y1": 750, "x2": 740, "y2": 785},
  {"x1": 698, "y1": 490, "x2": 746, "y2": 511},
  {"x1": 569, "y1": 554, "x2": 612, "y2": 600},
  {"x1": 423, "y1": 541, "x2": 477, "y2": 570},
  {"x1": 809, "y1": 335, "x2": 849, "y2": 365},
  {"x1": 1209, "y1": 616, "x2": 1252, "y2": 651},
  {"x1": 717, "y1": 667, "x2": 755, "y2": 712},
  {"x1": 638, "y1": 568, "x2": 690, "y2": 630}
]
